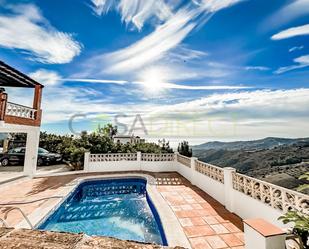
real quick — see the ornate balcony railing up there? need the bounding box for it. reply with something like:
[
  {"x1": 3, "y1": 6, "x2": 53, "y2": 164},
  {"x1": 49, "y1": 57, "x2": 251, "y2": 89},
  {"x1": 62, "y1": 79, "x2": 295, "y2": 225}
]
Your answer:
[
  {"x1": 141, "y1": 153, "x2": 174, "y2": 161},
  {"x1": 90, "y1": 153, "x2": 137, "y2": 162},
  {"x1": 5, "y1": 102, "x2": 37, "y2": 120},
  {"x1": 176, "y1": 154, "x2": 191, "y2": 168},
  {"x1": 195, "y1": 160, "x2": 224, "y2": 183},
  {"x1": 232, "y1": 172, "x2": 309, "y2": 214}
]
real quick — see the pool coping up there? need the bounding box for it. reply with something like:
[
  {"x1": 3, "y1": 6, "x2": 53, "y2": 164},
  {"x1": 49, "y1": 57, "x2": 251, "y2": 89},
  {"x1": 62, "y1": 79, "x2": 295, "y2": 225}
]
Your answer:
[{"x1": 16, "y1": 173, "x2": 191, "y2": 249}]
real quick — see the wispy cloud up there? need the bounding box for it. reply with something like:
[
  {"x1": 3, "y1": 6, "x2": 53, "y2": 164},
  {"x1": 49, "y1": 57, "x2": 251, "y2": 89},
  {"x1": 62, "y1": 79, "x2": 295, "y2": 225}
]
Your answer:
[
  {"x1": 29, "y1": 68, "x2": 245, "y2": 90},
  {"x1": 193, "y1": 0, "x2": 243, "y2": 13},
  {"x1": 89, "y1": 0, "x2": 243, "y2": 77},
  {"x1": 63, "y1": 78, "x2": 128, "y2": 84},
  {"x1": 289, "y1": 45, "x2": 304, "y2": 52},
  {"x1": 271, "y1": 24, "x2": 309, "y2": 40},
  {"x1": 262, "y1": 0, "x2": 309, "y2": 31},
  {"x1": 90, "y1": 0, "x2": 174, "y2": 30},
  {"x1": 29, "y1": 69, "x2": 129, "y2": 85},
  {"x1": 99, "y1": 7, "x2": 201, "y2": 74},
  {"x1": 0, "y1": 4, "x2": 82, "y2": 64},
  {"x1": 134, "y1": 81, "x2": 250, "y2": 90},
  {"x1": 275, "y1": 54, "x2": 309, "y2": 74},
  {"x1": 245, "y1": 66, "x2": 270, "y2": 71}
]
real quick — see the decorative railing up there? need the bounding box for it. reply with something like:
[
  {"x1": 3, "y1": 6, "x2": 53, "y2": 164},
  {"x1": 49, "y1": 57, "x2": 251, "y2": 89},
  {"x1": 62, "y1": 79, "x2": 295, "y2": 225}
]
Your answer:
[
  {"x1": 232, "y1": 172, "x2": 309, "y2": 214},
  {"x1": 141, "y1": 153, "x2": 174, "y2": 161},
  {"x1": 5, "y1": 102, "x2": 36, "y2": 120},
  {"x1": 195, "y1": 160, "x2": 224, "y2": 183},
  {"x1": 176, "y1": 154, "x2": 191, "y2": 168},
  {"x1": 89, "y1": 153, "x2": 137, "y2": 162}
]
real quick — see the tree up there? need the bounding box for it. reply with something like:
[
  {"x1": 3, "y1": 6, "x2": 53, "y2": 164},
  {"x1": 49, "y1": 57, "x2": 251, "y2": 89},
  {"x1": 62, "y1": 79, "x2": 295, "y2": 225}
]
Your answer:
[
  {"x1": 97, "y1": 124, "x2": 117, "y2": 138},
  {"x1": 298, "y1": 172, "x2": 309, "y2": 192},
  {"x1": 36, "y1": 124, "x2": 174, "y2": 170},
  {"x1": 178, "y1": 141, "x2": 192, "y2": 157}
]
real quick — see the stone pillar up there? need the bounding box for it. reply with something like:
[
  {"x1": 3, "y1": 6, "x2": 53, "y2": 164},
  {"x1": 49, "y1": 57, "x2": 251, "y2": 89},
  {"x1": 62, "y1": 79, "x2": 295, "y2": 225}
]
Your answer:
[
  {"x1": 190, "y1": 157, "x2": 198, "y2": 185},
  {"x1": 84, "y1": 152, "x2": 90, "y2": 172},
  {"x1": 223, "y1": 167, "x2": 236, "y2": 212},
  {"x1": 244, "y1": 219, "x2": 286, "y2": 249},
  {"x1": 174, "y1": 152, "x2": 179, "y2": 171},
  {"x1": 24, "y1": 127, "x2": 40, "y2": 177},
  {"x1": 137, "y1": 151, "x2": 142, "y2": 170}
]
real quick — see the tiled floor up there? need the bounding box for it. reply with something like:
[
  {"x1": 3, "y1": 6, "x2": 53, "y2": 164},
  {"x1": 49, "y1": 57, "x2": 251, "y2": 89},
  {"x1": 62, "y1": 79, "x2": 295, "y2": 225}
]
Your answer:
[
  {"x1": 0, "y1": 172, "x2": 245, "y2": 249},
  {"x1": 155, "y1": 174, "x2": 244, "y2": 249}
]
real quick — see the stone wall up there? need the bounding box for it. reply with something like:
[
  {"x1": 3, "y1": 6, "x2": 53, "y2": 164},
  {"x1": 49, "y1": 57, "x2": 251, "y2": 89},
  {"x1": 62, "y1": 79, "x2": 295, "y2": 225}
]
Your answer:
[{"x1": 0, "y1": 228, "x2": 185, "y2": 249}]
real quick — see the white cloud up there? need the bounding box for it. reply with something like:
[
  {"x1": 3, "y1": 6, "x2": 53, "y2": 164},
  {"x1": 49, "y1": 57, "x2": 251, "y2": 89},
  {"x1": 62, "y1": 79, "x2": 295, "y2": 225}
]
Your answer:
[
  {"x1": 8, "y1": 84, "x2": 309, "y2": 142},
  {"x1": 0, "y1": 4, "x2": 82, "y2": 64},
  {"x1": 29, "y1": 69, "x2": 62, "y2": 86},
  {"x1": 90, "y1": 0, "x2": 243, "y2": 76},
  {"x1": 63, "y1": 78, "x2": 128, "y2": 84},
  {"x1": 289, "y1": 45, "x2": 304, "y2": 52},
  {"x1": 262, "y1": 0, "x2": 309, "y2": 31},
  {"x1": 90, "y1": 0, "x2": 173, "y2": 30},
  {"x1": 100, "y1": 8, "x2": 199, "y2": 74},
  {"x1": 275, "y1": 54, "x2": 309, "y2": 74},
  {"x1": 193, "y1": 0, "x2": 243, "y2": 12},
  {"x1": 29, "y1": 69, "x2": 130, "y2": 86},
  {"x1": 271, "y1": 24, "x2": 309, "y2": 40},
  {"x1": 245, "y1": 66, "x2": 269, "y2": 71}
]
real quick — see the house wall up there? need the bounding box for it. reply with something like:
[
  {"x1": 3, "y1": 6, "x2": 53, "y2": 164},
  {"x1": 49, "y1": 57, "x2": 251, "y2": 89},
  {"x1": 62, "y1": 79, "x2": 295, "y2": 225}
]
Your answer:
[{"x1": 0, "y1": 123, "x2": 40, "y2": 176}]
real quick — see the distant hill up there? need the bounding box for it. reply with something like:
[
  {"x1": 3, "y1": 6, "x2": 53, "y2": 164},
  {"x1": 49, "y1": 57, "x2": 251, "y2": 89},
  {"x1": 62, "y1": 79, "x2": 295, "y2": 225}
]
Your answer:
[
  {"x1": 192, "y1": 137, "x2": 309, "y2": 151},
  {"x1": 192, "y1": 137, "x2": 309, "y2": 193}
]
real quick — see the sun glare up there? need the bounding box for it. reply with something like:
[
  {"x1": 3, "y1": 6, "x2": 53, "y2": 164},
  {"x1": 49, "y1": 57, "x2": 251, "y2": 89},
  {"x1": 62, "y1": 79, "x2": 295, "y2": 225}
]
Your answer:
[{"x1": 138, "y1": 67, "x2": 167, "y2": 95}]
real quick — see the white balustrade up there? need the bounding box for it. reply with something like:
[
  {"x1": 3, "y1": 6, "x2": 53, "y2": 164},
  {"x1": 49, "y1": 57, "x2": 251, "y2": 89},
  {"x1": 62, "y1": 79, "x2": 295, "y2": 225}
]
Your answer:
[
  {"x1": 5, "y1": 102, "x2": 36, "y2": 119},
  {"x1": 232, "y1": 172, "x2": 309, "y2": 214},
  {"x1": 89, "y1": 153, "x2": 137, "y2": 162},
  {"x1": 195, "y1": 160, "x2": 224, "y2": 183},
  {"x1": 141, "y1": 153, "x2": 174, "y2": 161}
]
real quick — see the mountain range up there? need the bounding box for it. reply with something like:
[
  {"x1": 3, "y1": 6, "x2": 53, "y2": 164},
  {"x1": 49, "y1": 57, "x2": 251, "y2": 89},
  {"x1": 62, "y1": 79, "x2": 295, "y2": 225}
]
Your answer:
[{"x1": 192, "y1": 137, "x2": 309, "y2": 151}]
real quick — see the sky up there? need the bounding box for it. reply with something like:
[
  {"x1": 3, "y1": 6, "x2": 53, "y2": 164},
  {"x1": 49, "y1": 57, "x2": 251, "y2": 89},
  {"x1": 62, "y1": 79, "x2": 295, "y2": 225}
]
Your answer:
[{"x1": 0, "y1": 0, "x2": 309, "y2": 146}]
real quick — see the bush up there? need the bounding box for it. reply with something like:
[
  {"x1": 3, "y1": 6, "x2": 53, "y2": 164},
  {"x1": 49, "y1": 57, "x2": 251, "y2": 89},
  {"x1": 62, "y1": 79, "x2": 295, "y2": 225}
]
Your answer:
[{"x1": 38, "y1": 125, "x2": 174, "y2": 170}]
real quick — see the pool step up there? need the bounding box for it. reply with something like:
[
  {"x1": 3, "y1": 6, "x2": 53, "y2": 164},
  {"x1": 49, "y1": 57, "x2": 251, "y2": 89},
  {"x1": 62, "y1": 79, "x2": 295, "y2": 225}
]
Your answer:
[{"x1": 55, "y1": 201, "x2": 151, "y2": 223}]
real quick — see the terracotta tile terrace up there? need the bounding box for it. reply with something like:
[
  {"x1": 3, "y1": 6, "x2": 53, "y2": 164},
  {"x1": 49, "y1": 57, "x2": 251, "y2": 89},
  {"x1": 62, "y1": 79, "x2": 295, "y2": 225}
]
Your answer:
[{"x1": 0, "y1": 172, "x2": 244, "y2": 249}]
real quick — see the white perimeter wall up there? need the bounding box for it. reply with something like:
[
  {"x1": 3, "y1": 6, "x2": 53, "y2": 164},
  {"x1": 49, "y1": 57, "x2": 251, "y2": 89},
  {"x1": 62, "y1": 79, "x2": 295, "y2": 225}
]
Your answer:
[
  {"x1": 141, "y1": 161, "x2": 177, "y2": 172},
  {"x1": 85, "y1": 153, "x2": 290, "y2": 229},
  {"x1": 87, "y1": 161, "x2": 139, "y2": 172},
  {"x1": 232, "y1": 190, "x2": 285, "y2": 228},
  {"x1": 194, "y1": 171, "x2": 225, "y2": 205}
]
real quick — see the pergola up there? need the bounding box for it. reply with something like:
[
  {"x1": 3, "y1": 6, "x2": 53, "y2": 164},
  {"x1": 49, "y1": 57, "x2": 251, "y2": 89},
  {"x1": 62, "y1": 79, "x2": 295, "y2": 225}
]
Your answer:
[{"x1": 0, "y1": 61, "x2": 44, "y2": 176}]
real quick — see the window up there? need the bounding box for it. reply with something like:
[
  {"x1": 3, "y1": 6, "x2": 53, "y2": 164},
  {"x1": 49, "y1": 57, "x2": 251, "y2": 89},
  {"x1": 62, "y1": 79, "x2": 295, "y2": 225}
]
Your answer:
[{"x1": 38, "y1": 148, "x2": 49, "y2": 154}]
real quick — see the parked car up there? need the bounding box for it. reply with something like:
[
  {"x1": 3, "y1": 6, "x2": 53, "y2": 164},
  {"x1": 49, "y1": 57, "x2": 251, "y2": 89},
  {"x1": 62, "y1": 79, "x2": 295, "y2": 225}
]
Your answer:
[{"x1": 0, "y1": 147, "x2": 62, "y2": 166}]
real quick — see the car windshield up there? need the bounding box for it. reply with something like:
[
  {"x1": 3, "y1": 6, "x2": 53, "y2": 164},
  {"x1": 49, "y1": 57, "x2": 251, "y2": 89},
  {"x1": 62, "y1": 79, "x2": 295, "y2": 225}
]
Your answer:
[{"x1": 38, "y1": 148, "x2": 49, "y2": 154}]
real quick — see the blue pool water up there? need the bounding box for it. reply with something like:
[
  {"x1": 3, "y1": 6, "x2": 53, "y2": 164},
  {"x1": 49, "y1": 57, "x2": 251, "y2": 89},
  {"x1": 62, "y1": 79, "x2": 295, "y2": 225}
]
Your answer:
[{"x1": 38, "y1": 178, "x2": 167, "y2": 245}]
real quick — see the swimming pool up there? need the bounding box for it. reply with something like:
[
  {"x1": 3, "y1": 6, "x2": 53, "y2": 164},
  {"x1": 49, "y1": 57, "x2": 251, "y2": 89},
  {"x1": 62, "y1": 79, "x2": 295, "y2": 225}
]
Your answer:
[{"x1": 38, "y1": 178, "x2": 167, "y2": 245}]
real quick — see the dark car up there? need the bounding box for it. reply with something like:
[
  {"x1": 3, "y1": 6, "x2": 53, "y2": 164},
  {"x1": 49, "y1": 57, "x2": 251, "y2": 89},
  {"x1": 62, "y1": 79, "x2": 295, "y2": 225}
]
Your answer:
[{"x1": 0, "y1": 147, "x2": 62, "y2": 166}]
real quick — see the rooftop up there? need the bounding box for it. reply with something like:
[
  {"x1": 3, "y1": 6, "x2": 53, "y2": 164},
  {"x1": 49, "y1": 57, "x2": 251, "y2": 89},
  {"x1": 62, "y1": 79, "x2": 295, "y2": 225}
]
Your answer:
[{"x1": 0, "y1": 61, "x2": 43, "y2": 88}]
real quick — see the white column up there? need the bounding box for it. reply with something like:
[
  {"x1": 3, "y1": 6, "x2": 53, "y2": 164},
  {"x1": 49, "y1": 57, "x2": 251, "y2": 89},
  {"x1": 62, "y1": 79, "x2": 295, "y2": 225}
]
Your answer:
[
  {"x1": 190, "y1": 157, "x2": 198, "y2": 185},
  {"x1": 84, "y1": 152, "x2": 90, "y2": 172},
  {"x1": 137, "y1": 151, "x2": 142, "y2": 170},
  {"x1": 174, "y1": 152, "x2": 179, "y2": 171},
  {"x1": 223, "y1": 167, "x2": 236, "y2": 212},
  {"x1": 24, "y1": 127, "x2": 40, "y2": 177}
]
